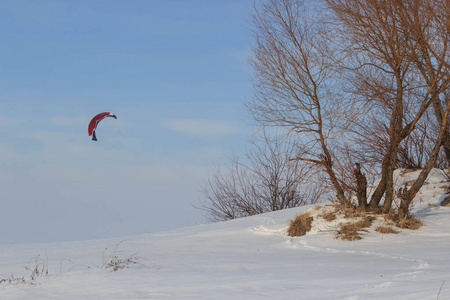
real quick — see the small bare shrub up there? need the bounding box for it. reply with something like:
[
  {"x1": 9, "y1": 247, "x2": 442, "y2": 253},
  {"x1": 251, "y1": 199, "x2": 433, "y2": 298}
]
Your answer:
[
  {"x1": 287, "y1": 212, "x2": 314, "y2": 237},
  {"x1": 101, "y1": 242, "x2": 149, "y2": 272},
  {"x1": 104, "y1": 256, "x2": 141, "y2": 272},
  {"x1": 0, "y1": 254, "x2": 48, "y2": 286},
  {"x1": 26, "y1": 254, "x2": 49, "y2": 281},
  {"x1": 59, "y1": 242, "x2": 157, "y2": 273},
  {"x1": 200, "y1": 133, "x2": 325, "y2": 222},
  {"x1": 0, "y1": 275, "x2": 26, "y2": 285}
]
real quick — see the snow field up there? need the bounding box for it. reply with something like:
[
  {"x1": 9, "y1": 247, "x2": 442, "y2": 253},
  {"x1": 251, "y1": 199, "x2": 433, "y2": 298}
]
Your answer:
[{"x1": 1, "y1": 169, "x2": 450, "y2": 299}]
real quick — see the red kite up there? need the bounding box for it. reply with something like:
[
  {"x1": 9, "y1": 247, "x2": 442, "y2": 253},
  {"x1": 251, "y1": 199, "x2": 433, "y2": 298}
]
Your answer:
[{"x1": 88, "y1": 112, "x2": 117, "y2": 141}]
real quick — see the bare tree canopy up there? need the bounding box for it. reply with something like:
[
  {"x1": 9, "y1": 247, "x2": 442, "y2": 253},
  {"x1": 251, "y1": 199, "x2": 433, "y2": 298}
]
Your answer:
[
  {"x1": 200, "y1": 0, "x2": 450, "y2": 222},
  {"x1": 247, "y1": 0, "x2": 450, "y2": 217},
  {"x1": 199, "y1": 133, "x2": 324, "y2": 222},
  {"x1": 248, "y1": 0, "x2": 351, "y2": 205}
]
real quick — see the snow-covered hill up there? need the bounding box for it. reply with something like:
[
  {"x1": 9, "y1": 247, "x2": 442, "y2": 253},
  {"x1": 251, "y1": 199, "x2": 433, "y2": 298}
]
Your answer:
[{"x1": 1, "y1": 169, "x2": 450, "y2": 299}]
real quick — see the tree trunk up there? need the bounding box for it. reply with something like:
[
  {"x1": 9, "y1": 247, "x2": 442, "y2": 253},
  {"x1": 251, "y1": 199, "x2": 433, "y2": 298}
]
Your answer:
[
  {"x1": 431, "y1": 99, "x2": 450, "y2": 164},
  {"x1": 323, "y1": 155, "x2": 348, "y2": 206},
  {"x1": 399, "y1": 107, "x2": 450, "y2": 217},
  {"x1": 353, "y1": 163, "x2": 367, "y2": 209}
]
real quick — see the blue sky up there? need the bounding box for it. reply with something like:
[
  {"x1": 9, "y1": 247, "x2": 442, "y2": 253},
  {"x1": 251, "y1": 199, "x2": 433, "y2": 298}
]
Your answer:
[{"x1": 0, "y1": 0, "x2": 254, "y2": 244}]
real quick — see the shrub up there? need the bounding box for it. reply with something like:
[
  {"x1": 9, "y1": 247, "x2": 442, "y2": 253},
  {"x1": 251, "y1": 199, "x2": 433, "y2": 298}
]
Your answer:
[
  {"x1": 101, "y1": 242, "x2": 147, "y2": 272},
  {"x1": 0, "y1": 254, "x2": 48, "y2": 286},
  {"x1": 200, "y1": 133, "x2": 325, "y2": 222}
]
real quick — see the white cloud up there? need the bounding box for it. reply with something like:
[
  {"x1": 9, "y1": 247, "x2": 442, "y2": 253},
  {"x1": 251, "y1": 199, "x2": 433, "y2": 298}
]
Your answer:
[{"x1": 161, "y1": 119, "x2": 238, "y2": 138}]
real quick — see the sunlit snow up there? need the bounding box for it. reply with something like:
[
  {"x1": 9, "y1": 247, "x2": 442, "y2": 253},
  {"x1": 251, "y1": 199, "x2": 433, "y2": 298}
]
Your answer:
[{"x1": 1, "y1": 169, "x2": 450, "y2": 299}]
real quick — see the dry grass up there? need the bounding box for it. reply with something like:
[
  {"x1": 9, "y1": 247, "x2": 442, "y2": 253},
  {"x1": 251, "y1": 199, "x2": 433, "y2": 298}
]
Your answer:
[
  {"x1": 333, "y1": 204, "x2": 371, "y2": 219},
  {"x1": 400, "y1": 168, "x2": 420, "y2": 175},
  {"x1": 336, "y1": 217, "x2": 373, "y2": 241},
  {"x1": 396, "y1": 216, "x2": 423, "y2": 230},
  {"x1": 287, "y1": 212, "x2": 314, "y2": 237},
  {"x1": 406, "y1": 180, "x2": 429, "y2": 186},
  {"x1": 375, "y1": 226, "x2": 400, "y2": 234},
  {"x1": 313, "y1": 205, "x2": 323, "y2": 211},
  {"x1": 331, "y1": 204, "x2": 424, "y2": 240},
  {"x1": 344, "y1": 208, "x2": 367, "y2": 219},
  {"x1": 385, "y1": 214, "x2": 423, "y2": 230},
  {"x1": 288, "y1": 204, "x2": 424, "y2": 242},
  {"x1": 320, "y1": 210, "x2": 337, "y2": 222}
]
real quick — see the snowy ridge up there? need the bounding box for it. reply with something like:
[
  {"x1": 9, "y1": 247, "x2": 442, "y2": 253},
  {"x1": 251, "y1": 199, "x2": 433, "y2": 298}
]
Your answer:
[{"x1": 1, "y1": 169, "x2": 450, "y2": 299}]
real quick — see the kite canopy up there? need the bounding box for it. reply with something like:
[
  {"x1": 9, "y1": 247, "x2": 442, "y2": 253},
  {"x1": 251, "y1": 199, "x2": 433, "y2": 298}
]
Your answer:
[{"x1": 88, "y1": 112, "x2": 117, "y2": 141}]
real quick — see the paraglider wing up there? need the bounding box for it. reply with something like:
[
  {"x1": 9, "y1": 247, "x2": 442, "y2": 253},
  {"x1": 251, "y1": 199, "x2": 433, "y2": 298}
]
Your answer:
[{"x1": 88, "y1": 112, "x2": 117, "y2": 141}]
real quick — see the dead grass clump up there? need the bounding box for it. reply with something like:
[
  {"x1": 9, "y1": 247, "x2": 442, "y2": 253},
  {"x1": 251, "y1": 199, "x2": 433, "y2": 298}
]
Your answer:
[
  {"x1": 320, "y1": 211, "x2": 337, "y2": 222},
  {"x1": 336, "y1": 217, "x2": 373, "y2": 241},
  {"x1": 396, "y1": 216, "x2": 423, "y2": 230},
  {"x1": 344, "y1": 208, "x2": 366, "y2": 219},
  {"x1": 401, "y1": 168, "x2": 420, "y2": 175},
  {"x1": 333, "y1": 204, "x2": 369, "y2": 219},
  {"x1": 287, "y1": 212, "x2": 314, "y2": 237},
  {"x1": 375, "y1": 226, "x2": 400, "y2": 234},
  {"x1": 313, "y1": 205, "x2": 323, "y2": 211},
  {"x1": 386, "y1": 214, "x2": 424, "y2": 230}
]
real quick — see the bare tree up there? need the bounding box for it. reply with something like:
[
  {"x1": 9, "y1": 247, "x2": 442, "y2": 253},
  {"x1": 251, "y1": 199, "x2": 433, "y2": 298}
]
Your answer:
[
  {"x1": 403, "y1": 0, "x2": 450, "y2": 162},
  {"x1": 248, "y1": 0, "x2": 351, "y2": 205},
  {"x1": 199, "y1": 133, "x2": 324, "y2": 222},
  {"x1": 326, "y1": 0, "x2": 425, "y2": 212},
  {"x1": 249, "y1": 0, "x2": 450, "y2": 217},
  {"x1": 397, "y1": 111, "x2": 449, "y2": 169},
  {"x1": 326, "y1": 0, "x2": 450, "y2": 215},
  {"x1": 351, "y1": 108, "x2": 448, "y2": 170},
  {"x1": 394, "y1": 0, "x2": 450, "y2": 217}
]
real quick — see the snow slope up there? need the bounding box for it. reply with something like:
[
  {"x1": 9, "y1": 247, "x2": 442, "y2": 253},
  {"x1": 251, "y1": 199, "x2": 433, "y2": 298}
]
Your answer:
[{"x1": 1, "y1": 169, "x2": 450, "y2": 299}]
